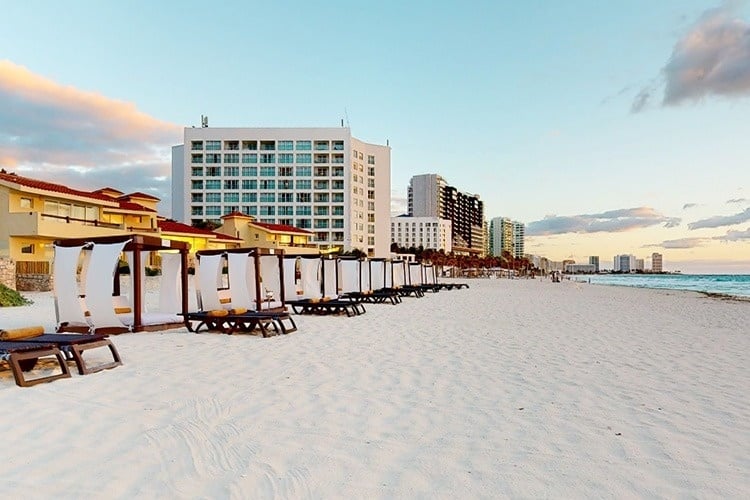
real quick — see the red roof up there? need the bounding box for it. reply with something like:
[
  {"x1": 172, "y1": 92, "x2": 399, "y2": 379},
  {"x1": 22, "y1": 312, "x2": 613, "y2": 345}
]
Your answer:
[
  {"x1": 0, "y1": 171, "x2": 115, "y2": 204},
  {"x1": 118, "y1": 191, "x2": 160, "y2": 201},
  {"x1": 116, "y1": 201, "x2": 156, "y2": 213},
  {"x1": 221, "y1": 211, "x2": 253, "y2": 219},
  {"x1": 158, "y1": 219, "x2": 242, "y2": 240},
  {"x1": 250, "y1": 221, "x2": 313, "y2": 235}
]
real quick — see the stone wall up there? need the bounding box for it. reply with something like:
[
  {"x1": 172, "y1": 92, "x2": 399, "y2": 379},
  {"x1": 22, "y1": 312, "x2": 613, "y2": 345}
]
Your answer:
[
  {"x1": 0, "y1": 257, "x2": 16, "y2": 290},
  {"x1": 16, "y1": 273, "x2": 54, "y2": 292}
]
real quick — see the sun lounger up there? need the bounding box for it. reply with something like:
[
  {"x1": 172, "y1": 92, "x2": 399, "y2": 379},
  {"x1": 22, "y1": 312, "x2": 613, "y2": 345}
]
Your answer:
[
  {"x1": 181, "y1": 310, "x2": 298, "y2": 336},
  {"x1": 288, "y1": 298, "x2": 366, "y2": 317},
  {"x1": 0, "y1": 341, "x2": 71, "y2": 387},
  {"x1": 1, "y1": 327, "x2": 122, "y2": 375}
]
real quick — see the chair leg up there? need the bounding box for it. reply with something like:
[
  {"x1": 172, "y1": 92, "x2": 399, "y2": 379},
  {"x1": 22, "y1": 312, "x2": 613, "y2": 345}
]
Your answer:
[
  {"x1": 69, "y1": 339, "x2": 123, "y2": 375},
  {"x1": 9, "y1": 348, "x2": 72, "y2": 387}
]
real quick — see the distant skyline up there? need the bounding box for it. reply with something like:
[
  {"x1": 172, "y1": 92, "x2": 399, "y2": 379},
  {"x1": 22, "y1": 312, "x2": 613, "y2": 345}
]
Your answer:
[{"x1": 1, "y1": 1, "x2": 749, "y2": 273}]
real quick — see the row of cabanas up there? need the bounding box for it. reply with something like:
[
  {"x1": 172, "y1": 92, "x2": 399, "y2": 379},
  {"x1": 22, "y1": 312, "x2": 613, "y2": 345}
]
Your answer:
[{"x1": 49, "y1": 235, "x2": 463, "y2": 335}]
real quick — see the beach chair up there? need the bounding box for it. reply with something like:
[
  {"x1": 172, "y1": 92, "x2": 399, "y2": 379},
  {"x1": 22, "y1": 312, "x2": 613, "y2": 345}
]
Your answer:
[
  {"x1": 0, "y1": 339, "x2": 71, "y2": 387},
  {"x1": 284, "y1": 255, "x2": 364, "y2": 317},
  {"x1": 392, "y1": 260, "x2": 423, "y2": 297}
]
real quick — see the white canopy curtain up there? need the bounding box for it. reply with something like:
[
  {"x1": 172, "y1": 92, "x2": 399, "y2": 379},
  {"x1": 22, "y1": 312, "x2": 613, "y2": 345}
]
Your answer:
[
  {"x1": 422, "y1": 264, "x2": 437, "y2": 285},
  {"x1": 258, "y1": 253, "x2": 283, "y2": 309},
  {"x1": 227, "y1": 251, "x2": 255, "y2": 310},
  {"x1": 123, "y1": 250, "x2": 149, "y2": 314},
  {"x1": 392, "y1": 260, "x2": 406, "y2": 288},
  {"x1": 384, "y1": 259, "x2": 393, "y2": 289},
  {"x1": 300, "y1": 258, "x2": 322, "y2": 299},
  {"x1": 283, "y1": 257, "x2": 299, "y2": 302},
  {"x1": 360, "y1": 259, "x2": 372, "y2": 292},
  {"x1": 338, "y1": 258, "x2": 361, "y2": 294},
  {"x1": 85, "y1": 240, "x2": 130, "y2": 332},
  {"x1": 370, "y1": 259, "x2": 386, "y2": 290},
  {"x1": 322, "y1": 257, "x2": 338, "y2": 299},
  {"x1": 196, "y1": 253, "x2": 224, "y2": 311},
  {"x1": 408, "y1": 262, "x2": 423, "y2": 286},
  {"x1": 159, "y1": 252, "x2": 183, "y2": 314},
  {"x1": 53, "y1": 243, "x2": 90, "y2": 329}
]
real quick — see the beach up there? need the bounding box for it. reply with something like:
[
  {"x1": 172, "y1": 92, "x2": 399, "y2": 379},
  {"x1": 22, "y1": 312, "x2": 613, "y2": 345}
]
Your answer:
[{"x1": 1, "y1": 278, "x2": 749, "y2": 498}]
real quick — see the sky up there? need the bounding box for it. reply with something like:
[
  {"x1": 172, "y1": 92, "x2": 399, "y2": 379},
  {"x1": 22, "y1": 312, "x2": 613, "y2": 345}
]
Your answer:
[{"x1": 1, "y1": 0, "x2": 750, "y2": 273}]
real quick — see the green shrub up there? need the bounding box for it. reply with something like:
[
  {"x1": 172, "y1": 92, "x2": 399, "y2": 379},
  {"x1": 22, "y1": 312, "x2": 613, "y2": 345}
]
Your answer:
[{"x1": 0, "y1": 284, "x2": 33, "y2": 307}]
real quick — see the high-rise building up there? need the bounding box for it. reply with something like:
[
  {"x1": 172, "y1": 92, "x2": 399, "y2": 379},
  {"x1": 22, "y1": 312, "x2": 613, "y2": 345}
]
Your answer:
[
  {"x1": 408, "y1": 174, "x2": 484, "y2": 255},
  {"x1": 489, "y1": 217, "x2": 525, "y2": 259},
  {"x1": 172, "y1": 127, "x2": 391, "y2": 257},
  {"x1": 652, "y1": 252, "x2": 663, "y2": 273},
  {"x1": 390, "y1": 216, "x2": 452, "y2": 252},
  {"x1": 613, "y1": 254, "x2": 636, "y2": 273},
  {"x1": 589, "y1": 256, "x2": 600, "y2": 273}
]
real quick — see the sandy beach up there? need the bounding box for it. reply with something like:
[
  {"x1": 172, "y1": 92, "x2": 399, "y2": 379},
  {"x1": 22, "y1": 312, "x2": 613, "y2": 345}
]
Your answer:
[{"x1": 1, "y1": 278, "x2": 748, "y2": 498}]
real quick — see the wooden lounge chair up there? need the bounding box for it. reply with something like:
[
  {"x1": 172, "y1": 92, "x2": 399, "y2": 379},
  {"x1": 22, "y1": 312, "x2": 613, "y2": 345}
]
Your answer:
[
  {"x1": 1, "y1": 327, "x2": 122, "y2": 375},
  {"x1": 181, "y1": 309, "x2": 297, "y2": 336},
  {"x1": 0, "y1": 341, "x2": 71, "y2": 387}
]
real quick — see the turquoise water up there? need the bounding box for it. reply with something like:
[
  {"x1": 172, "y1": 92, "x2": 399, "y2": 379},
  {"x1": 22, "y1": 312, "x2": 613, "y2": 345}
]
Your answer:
[{"x1": 574, "y1": 274, "x2": 750, "y2": 298}]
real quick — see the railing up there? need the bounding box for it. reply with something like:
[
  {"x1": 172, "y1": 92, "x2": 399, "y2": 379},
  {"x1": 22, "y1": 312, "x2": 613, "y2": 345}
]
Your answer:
[{"x1": 40, "y1": 213, "x2": 121, "y2": 229}]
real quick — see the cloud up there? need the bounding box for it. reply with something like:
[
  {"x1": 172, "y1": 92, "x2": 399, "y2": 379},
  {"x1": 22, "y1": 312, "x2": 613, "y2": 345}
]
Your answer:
[
  {"x1": 633, "y1": 3, "x2": 750, "y2": 110},
  {"x1": 0, "y1": 60, "x2": 181, "y2": 213},
  {"x1": 688, "y1": 207, "x2": 750, "y2": 229},
  {"x1": 390, "y1": 190, "x2": 407, "y2": 216},
  {"x1": 726, "y1": 197, "x2": 749, "y2": 204},
  {"x1": 714, "y1": 227, "x2": 750, "y2": 241},
  {"x1": 683, "y1": 202, "x2": 699, "y2": 209},
  {"x1": 645, "y1": 237, "x2": 711, "y2": 249},
  {"x1": 527, "y1": 207, "x2": 681, "y2": 236}
]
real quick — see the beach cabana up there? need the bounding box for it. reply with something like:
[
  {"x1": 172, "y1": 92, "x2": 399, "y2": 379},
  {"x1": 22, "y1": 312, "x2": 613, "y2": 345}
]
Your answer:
[{"x1": 54, "y1": 235, "x2": 190, "y2": 334}]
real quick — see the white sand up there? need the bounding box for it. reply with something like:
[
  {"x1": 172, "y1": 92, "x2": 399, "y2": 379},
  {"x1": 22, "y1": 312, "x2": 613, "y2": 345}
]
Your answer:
[{"x1": 1, "y1": 278, "x2": 749, "y2": 498}]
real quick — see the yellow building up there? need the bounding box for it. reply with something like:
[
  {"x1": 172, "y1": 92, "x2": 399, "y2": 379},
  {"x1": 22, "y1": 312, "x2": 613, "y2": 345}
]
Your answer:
[
  {"x1": 0, "y1": 170, "x2": 241, "y2": 290},
  {"x1": 217, "y1": 211, "x2": 319, "y2": 254}
]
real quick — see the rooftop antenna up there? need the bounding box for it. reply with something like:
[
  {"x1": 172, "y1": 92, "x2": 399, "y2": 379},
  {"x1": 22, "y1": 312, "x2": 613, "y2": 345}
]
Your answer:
[
  {"x1": 201, "y1": 115, "x2": 208, "y2": 128},
  {"x1": 344, "y1": 107, "x2": 350, "y2": 128}
]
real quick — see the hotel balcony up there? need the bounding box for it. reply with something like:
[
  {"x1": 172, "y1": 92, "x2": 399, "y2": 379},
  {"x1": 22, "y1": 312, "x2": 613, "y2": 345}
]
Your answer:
[{"x1": 7, "y1": 211, "x2": 128, "y2": 239}]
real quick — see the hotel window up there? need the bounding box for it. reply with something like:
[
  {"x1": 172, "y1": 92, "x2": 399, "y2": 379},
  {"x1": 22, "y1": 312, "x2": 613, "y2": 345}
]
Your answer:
[
  {"x1": 314, "y1": 193, "x2": 329, "y2": 203},
  {"x1": 296, "y1": 153, "x2": 312, "y2": 164},
  {"x1": 21, "y1": 243, "x2": 35, "y2": 254},
  {"x1": 206, "y1": 193, "x2": 221, "y2": 202},
  {"x1": 191, "y1": 180, "x2": 204, "y2": 189},
  {"x1": 191, "y1": 206, "x2": 203, "y2": 216},
  {"x1": 279, "y1": 193, "x2": 294, "y2": 202},
  {"x1": 260, "y1": 140, "x2": 275, "y2": 151},
  {"x1": 224, "y1": 180, "x2": 239, "y2": 190},
  {"x1": 368, "y1": 190, "x2": 375, "y2": 200},
  {"x1": 314, "y1": 206, "x2": 329, "y2": 216},
  {"x1": 296, "y1": 180, "x2": 312, "y2": 190},
  {"x1": 368, "y1": 167, "x2": 375, "y2": 176},
  {"x1": 314, "y1": 219, "x2": 329, "y2": 229},
  {"x1": 260, "y1": 166, "x2": 276, "y2": 176},
  {"x1": 332, "y1": 180, "x2": 344, "y2": 190},
  {"x1": 242, "y1": 153, "x2": 258, "y2": 164},
  {"x1": 191, "y1": 167, "x2": 203, "y2": 177},
  {"x1": 314, "y1": 180, "x2": 329, "y2": 190},
  {"x1": 278, "y1": 180, "x2": 294, "y2": 190},
  {"x1": 278, "y1": 206, "x2": 294, "y2": 216},
  {"x1": 241, "y1": 179, "x2": 257, "y2": 190},
  {"x1": 368, "y1": 224, "x2": 375, "y2": 234},
  {"x1": 224, "y1": 193, "x2": 240, "y2": 203},
  {"x1": 314, "y1": 154, "x2": 329, "y2": 163},
  {"x1": 242, "y1": 166, "x2": 257, "y2": 176},
  {"x1": 260, "y1": 154, "x2": 275, "y2": 164},
  {"x1": 259, "y1": 206, "x2": 275, "y2": 216},
  {"x1": 224, "y1": 166, "x2": 239, "y2": 176},
  {"x1": 278, "y1": 218, "x2": 293, "y2": 226},
  {"x1": 278, "y1": 140, "x2": 294, "y2": 151},
  {"x1": 297, "y1": 219, "x2": 311, "y2": 228},
  {"x1": 260, "y1": 193, "x2": 275, "y2": 202},
  {"x1": 367, "y1": 202, "x2": 375, "y2": 211},
  {"x1": 367, "y1": 179, "x2": 375, "y2": 188},
  {"x1": 225, "y1": 206, "x2": 239, "y2": 215},
  {"x1": 205, "y1": 154, "x2": 221, "y2": 164},
  {"x1": 191, "y1": 193, "x2": 203, "y2": 202},
  {"x1": 206, "y1": 166, "x2": 221, "y2": 177},
  {"x1": 315, "y1": 232, "x2": 328, "y2": 242},
  {"x1": 191, "y1": 141, "x2": 203, "y2": 150},
  {"x1": 332, "y1": 166, "x2": 344, "y2": 177},
  {"x1": 296, "y1": 166, "x2": 311, "y2": 176},
  {"x1": 259, "y1": 180, "x2": 275, "y2": 189},
  {"x1": 367, "y1": 214, "x2": 375, "y2": 223},
  {"x1": 224, "y1": 153, "x2": 239, "y2": 163},
  {"x1": 206, "y1": 205, "x2": 221, "y2": 216},
  {"x1": 244, "y1": 206, "x2": 258, "y2": 215},
  {"x1": 191, "y1": 154, "x2": 203, "y2": 163},
  {"x1": 367, "y1": 155, "x2": 375, "y2": 165},
  {"x1": 358, "y1": 152, "x2": 363, "y2": 160},
  {"x1": 20, "y1": 197, "x2": 33, "y2": 209},
  {"x1": 332, "y1": 206, "x2": 344, "y2": 216},
  {"x1": 332, "y1": 154, "x2": 344, "y2": 164},
  {"x1": 296, "y1": 140, "x2": 311, "y2": 150},
  {"x1": 206, "y1": 141, "x2": 221, "y2": 150},
  {"x1": 332, "y1": 141, "x2": 344, "y2": 151},
  {"x1": 241, "y1": 140, "x2": 257, "y2": 150},
  {"x1": 242, "y1": 192, "x2": 257, "y2": 202},
  {"x1": 278, "y1": 166, "x2": 293, "y2": 176},
  {"x1": 224, "y1": 140, "x2": 239, "y2": 150},
  {"x1": 332, "y1": 219, "x2": 344, "y2": 228},
  {"x1": 295, "y1": 199, "x2": 311, "y2": 210},
  {"x1": 332, "y1": 193, "x2": 344, "y2": 202},
  {"x1": 315, "y1": 166, "x2": 329, "y2": 176},
  {"x1": 278, "y1": 153, "x2": 294, "y2": 164},
  {"x1": 314, "y1": 141, "x2": 329, "y2": 151}
]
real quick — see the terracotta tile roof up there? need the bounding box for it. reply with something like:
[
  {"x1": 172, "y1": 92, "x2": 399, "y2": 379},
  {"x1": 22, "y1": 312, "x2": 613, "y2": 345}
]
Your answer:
[
  {"x1": 0, "y1": 171, "x2": 115, "y2": 204},
  {"x1": 158, "y1": 219, "x2": 242, "y2": 241},
  {"x1": 221, "y1": 211, "x2": 253, "y2": 219},
  {"x1": 250, "y1": 221, "x2": 313, "y2": 235},
  {"x1": 116, "y1": 201, "x2": 156, "y2": 213},
  {"x1": 118, "y1": 191, "x2": 160, "y2": 201}
]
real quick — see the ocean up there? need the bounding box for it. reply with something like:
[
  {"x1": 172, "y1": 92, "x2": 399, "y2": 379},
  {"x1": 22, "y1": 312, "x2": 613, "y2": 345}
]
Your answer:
[{"x1": 572, "y1": 274, "x2": 750, "y2": 298}]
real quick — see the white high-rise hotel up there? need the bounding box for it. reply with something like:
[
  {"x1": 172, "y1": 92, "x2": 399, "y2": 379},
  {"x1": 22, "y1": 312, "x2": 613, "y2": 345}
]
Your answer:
[{"x1": 172, "y1": 127, "x2": 391, "y2": 256}]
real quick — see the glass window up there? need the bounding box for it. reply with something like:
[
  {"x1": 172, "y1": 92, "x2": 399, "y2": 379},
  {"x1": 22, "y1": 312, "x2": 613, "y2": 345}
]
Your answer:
[
  {"x1": 314, "y1": 206, "x2": 329, "y2": 216},
  {"x1": 260, "y1": 193, "x2": 275, "y2": 202},
  {"x1": 206, "y1": 166, "x2": 221, "y2": 177},
  {"x1": 314, "y1": 193, "x2": 329, "y2": 203},
  {"x1": 279, "y1": 193, "x2": 294, "y2": 202},
  {"x1": 242, "y1": 153, "x2": 258, "y2": 164},
  {"x1": 314, "y1": 154, "x2": 329, "y2": 163},
  {"x1": 278, "y1": 140, "x2": 293, "y2": 151},
  {"x1": 242, "y1": 166, "x2": 257, "y2": 177},
  {"x1": 242, "y1": 140, "x2": 257, "y2": 150},
  {"x1": 368, "y1": 155, "x2": 375, "y2": 165},
  {"x1": 296, "y1": 153, "x2": 312, "y2": 164},
  {"x1": 278, "y1": 180, "x2": 294, "y2": 190},
  {"x1": 296, "y1": 193, "x2": 311, "y2": 204},
  {"x1": 242, "y1": 192, "x2": 257, "y2": 202},
  {"x1": 206, "y1": 193, "x2": 221, "y2": 202},
  {"x1": 224, "y1": 153, "x2": 239, "y2": 163},
  {"x1": 332, "y1": 180, "x2": 344, "y2": 190},
  {"x1": 297, "y1": 219, "x2": 311, "y2": 228},
  {"x1": 191, "y1": 167, "x2": 203, "y2": 176},
  {"x1": 296, "y1": 165, "x2": 311, "y2": 176},
  {"x1": 245, "y1": 205, "x2": 258, "y2": 215},
  {"x1": 191, "y1": 206, "x2": 204, "y2": 215},
  {"x1": 278, "y1": 166, "x2": 293, "y2": 176},
  {"x1": 314, "y1": 141, "x2": 329, "y2": 151},
  {"x1": 296, "y1": 140, "x2": 311, "y2": 150},
  {"x1": 260, "y1": 206, "x2": 275, "y2": 215},
  {"x1": 295, "y1": 206, "x2": 311, "y2": 215},
  {"x1": 260, "y1": 153, "x2": 275, "y2": 164},
  {"x1": 224, "y1": 180, "x2": 239, "y2": 190},
  {"x1": 224, "y1": 193, "x2": 239, "y2": 203},
  {"x1": 191, "y1": 141, "x2": 203, "y2": 151},
  {"x1": 205, "y1": 153, "x2": 221, "y2": 163},
  {"x1": 260, "y1": 141, "x2": 275, "y2": 151},
  {"x1": 259, "y1": 180, "x2": 275, "y2": 189},
  {"x1": 224, "y1": 140, "x2": 239, "y2": 150},
  {"x1": 278, "y1": 206, "x2": 294, "y2": 216},
  {"x1": 259, "y1": 166, "x2": 275, "y2": 177},
  {"x1": 224, "y1": 166, "x2": 239, "y2": 176},
  {"x1": 191, "y1": 154, "x2": 203, "y2": 163},
  {"x1": 191, "y1": 193, "x2": 203, "y2": 202},
  {"x1": 332, "y1": 166, "x2": 344, "y2": 177},
  {"x1": 206, "y1": 205, "x2": 222, "y2": 216},
  {"x1": 332, "y1": 140, "x2": 344, "y2": 151},
  {"x1": 191, "y1": 180, "x2": 204, "y2": 189},
  {"x1": 296, "y1": 180, "x2": 311, "y2": 189},
  {"x1": 332, "y1": 193, "x2": 344, "y2": 202},
  {"x1": 242, "y1": 179, "x2": 258, "y2": 190},
  {"x1": 206, "y1": 141, "x2": 221, "y2": 150},
  {"x1": 278, "y1": 153, "x2": 294, "y2": 163},
  {"x1": 314, "y1": 180, "x2": 329, "y2": 190},
  {"x1": 332, "y1": 206, "x2": 344, "y2": 215}
]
